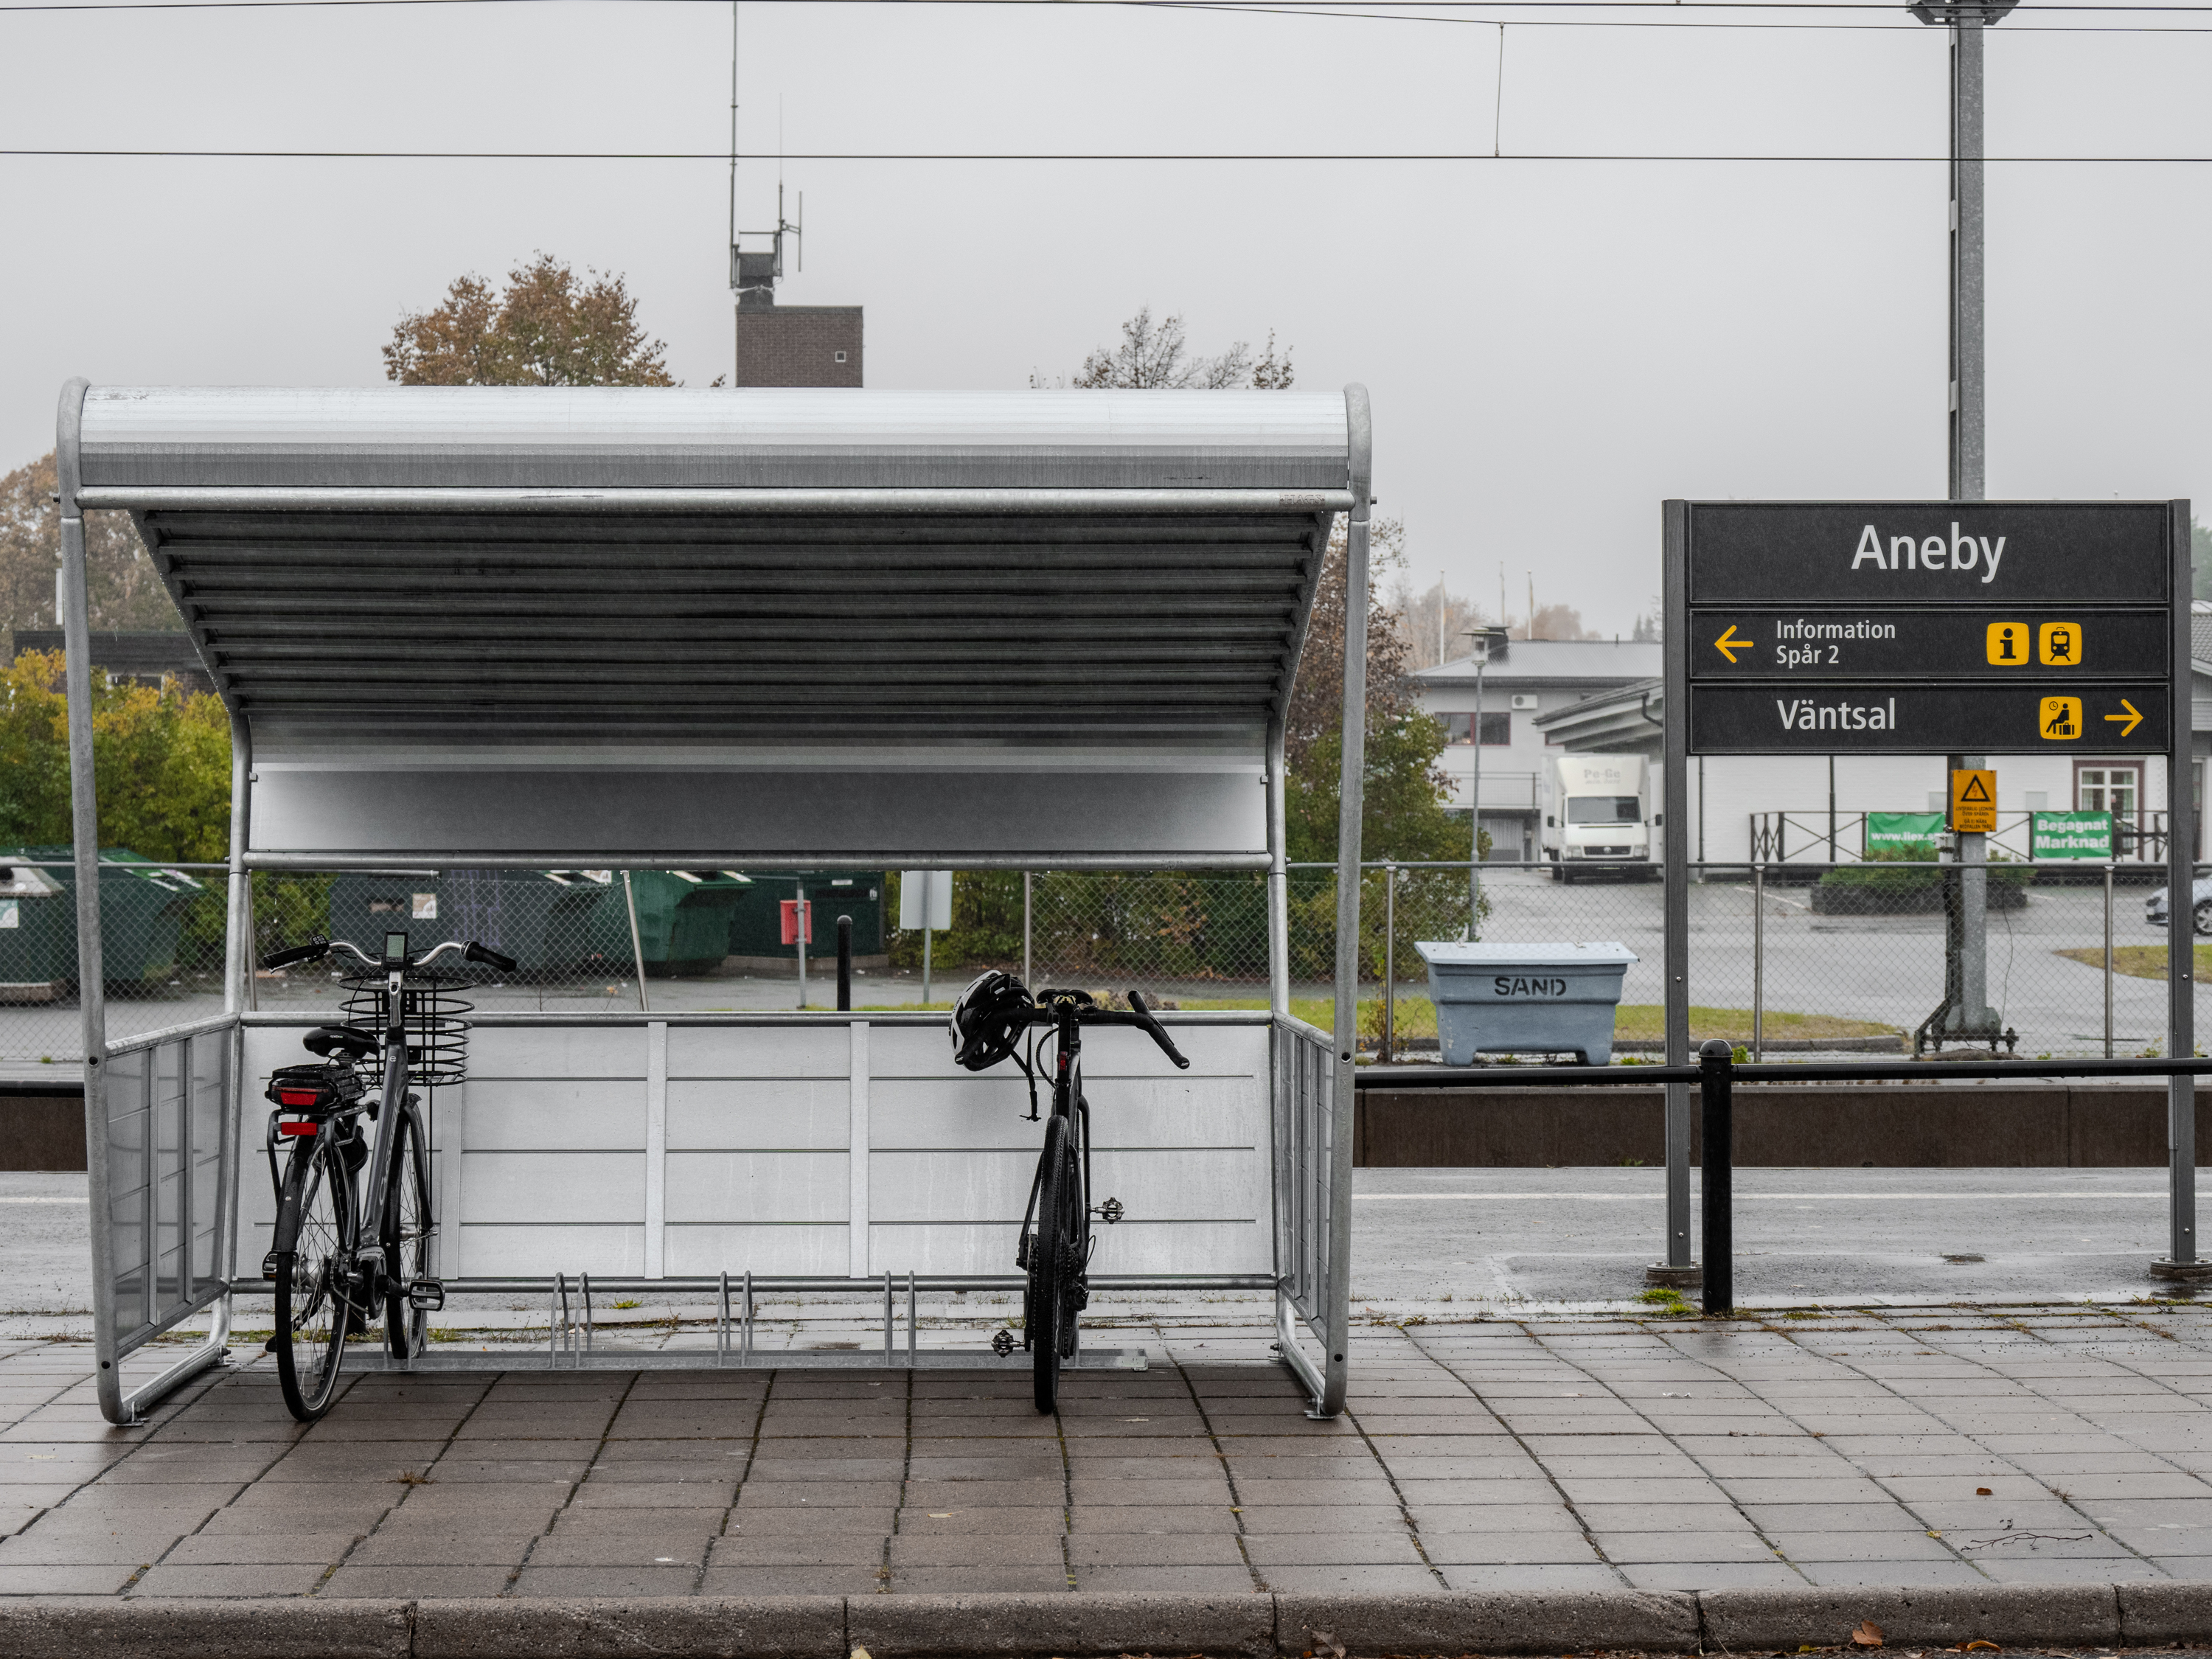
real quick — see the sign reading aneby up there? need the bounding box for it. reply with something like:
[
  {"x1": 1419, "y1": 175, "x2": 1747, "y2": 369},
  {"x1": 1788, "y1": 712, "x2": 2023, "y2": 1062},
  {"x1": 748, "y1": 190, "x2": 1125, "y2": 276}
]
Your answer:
[
  {"x1": 1672, "y1": 499, "x2": 2184, "y2": 759},
  {"x1": 1686, "y1": 503, "x2": 2172, "y2": 606}
]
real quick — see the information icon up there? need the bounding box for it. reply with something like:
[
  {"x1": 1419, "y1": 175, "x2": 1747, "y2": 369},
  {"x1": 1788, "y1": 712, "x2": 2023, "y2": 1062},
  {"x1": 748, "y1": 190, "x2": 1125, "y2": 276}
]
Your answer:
[{"x1": 1985, "y1": 622, "x2": 2029, "y2": 665}]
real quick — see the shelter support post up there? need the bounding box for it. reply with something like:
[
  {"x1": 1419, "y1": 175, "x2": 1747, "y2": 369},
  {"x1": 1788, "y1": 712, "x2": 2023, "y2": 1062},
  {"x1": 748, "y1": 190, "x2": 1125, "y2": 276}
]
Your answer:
[
  {"x1": 2157, "y1": 501, "x2": 2202, "y2": 1281},
  {"x1": 1267, "y1": 722, "x2": 1290, "y2": 1021},
  {"x1": 66, "y1": 381, "x2": 234, "y2": 1422},
  {"x1": 1319, "y1": 383, "x2": 1372, "y2": 1419},
  {"x1": 1655, "y1": 501, "x2": 1696, "y2": 1286},
  {"x1": 622, "y1": 872, "x2": 650, "y2": 1013},
  {"x1": 62, "y1": 378, "x2": 121, "y2": 1422}
]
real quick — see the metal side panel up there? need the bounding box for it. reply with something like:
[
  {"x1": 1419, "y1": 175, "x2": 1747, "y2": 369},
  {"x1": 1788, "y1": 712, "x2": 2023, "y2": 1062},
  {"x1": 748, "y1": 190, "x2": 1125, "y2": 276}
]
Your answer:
[
  {"x1": 92, "y1": 1017, "x2": 237, "y2": 1423},
  {"x1": 235, "y1": 1014, "x2": 1276, "y2": 1290},
  {"x1": 246, "y1": 765, "x2": 1270, "y2": 863}
]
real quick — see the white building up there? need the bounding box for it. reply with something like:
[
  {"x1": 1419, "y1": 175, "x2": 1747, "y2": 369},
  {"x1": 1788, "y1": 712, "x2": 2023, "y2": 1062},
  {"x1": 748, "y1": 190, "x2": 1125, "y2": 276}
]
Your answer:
[
  {"x1": 1411, "y1": 638, "x2": 1661, "y2": 862},
  {"x1": 1412, "y1": 607, "x2": 2212, "y2": 867}
]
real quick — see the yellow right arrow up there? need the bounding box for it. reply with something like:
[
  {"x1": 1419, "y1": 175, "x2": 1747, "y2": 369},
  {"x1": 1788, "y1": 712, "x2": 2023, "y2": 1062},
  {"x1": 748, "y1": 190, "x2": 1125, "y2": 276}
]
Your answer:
[
  {"x1": 1714, "y1": 625, "x2": 1749, "y2": 664},
  {"x1": 2105, "y1": 699, "x2": 2143, "y2": 737}
]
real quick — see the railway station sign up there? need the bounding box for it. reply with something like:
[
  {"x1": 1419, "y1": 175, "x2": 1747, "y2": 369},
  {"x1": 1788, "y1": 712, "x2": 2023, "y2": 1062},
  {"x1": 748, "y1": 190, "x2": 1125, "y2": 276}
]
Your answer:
[{"x1": 1672, "y1": 501, "x2": 2185, "y2": 757}]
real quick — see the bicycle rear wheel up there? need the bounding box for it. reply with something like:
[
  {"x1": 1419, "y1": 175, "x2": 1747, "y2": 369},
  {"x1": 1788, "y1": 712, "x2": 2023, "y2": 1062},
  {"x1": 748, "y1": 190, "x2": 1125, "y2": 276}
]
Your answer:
[
  {"x1": 1032, "y1": 1113, "x2": 1082, "y2": 1414},
  {"x1": 381, "y1": 1105, "x2": 434, "y2": 1360},
  {"x1": 274, "y1": 1141, "x2": 354, "y2": 1422}
]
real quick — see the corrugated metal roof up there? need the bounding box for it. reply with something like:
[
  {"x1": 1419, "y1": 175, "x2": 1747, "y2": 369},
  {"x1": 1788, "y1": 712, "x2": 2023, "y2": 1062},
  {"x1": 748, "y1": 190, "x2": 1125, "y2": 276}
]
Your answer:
[{"x1": 65, "y1": 384, "x2": 1360, "y2": 865}]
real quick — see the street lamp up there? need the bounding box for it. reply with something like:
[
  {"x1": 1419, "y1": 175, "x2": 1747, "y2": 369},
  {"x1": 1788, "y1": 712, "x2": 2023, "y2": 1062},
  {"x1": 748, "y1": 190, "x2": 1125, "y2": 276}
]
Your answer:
[{"x1": 1459, "y1": 627, "x2": 1504, "y2": 938}]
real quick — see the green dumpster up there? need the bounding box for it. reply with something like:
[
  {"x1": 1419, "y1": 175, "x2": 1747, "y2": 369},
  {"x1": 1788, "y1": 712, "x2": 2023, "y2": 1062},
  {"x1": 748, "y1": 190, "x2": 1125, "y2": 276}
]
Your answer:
[
  {"x1": 726, "y1": 872, "x2": 886, "y2": 968},
  {"x1": 328, "y1": 869, "x2": 631, "y2": 978},
  {"x1": 0, "y1": 846, "x2": 206, "y2": 997},
  {"x1": 626, "y1": 871, "x2": 754, "y2": 978}
]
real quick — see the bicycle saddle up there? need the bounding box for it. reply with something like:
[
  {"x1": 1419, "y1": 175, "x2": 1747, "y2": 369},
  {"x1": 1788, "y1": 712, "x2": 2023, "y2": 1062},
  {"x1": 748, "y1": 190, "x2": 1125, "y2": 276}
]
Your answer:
[{"x1": 302, "y1": 1025, "x2": 378, "y2": 1061}]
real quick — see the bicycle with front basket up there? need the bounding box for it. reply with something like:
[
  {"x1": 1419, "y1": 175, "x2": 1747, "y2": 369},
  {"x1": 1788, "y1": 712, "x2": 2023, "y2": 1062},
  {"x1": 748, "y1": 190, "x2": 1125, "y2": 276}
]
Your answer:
[
  {"x1": 950, "y1": 974, "x2": 1189, "y2": 1413},
  {"x1": 256, "y1": 928, "x2": 515, "y2": 1421}
]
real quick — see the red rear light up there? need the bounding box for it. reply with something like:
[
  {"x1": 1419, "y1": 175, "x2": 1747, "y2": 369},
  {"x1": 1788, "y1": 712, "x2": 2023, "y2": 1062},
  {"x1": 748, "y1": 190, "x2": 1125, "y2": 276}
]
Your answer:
[
  {"x1": 276, "y1": 1121, "x2": 318, "y2": 1138},
  {"x1": 276, "y1": 1088, "x2": 321, "y2": 1107}
]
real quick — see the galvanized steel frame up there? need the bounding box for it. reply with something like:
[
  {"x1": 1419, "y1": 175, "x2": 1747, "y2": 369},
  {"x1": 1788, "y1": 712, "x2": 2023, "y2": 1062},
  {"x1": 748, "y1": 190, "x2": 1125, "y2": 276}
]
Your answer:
[{"x1": 59, "y1": 378, "x2": 1368, "y2": 1422}]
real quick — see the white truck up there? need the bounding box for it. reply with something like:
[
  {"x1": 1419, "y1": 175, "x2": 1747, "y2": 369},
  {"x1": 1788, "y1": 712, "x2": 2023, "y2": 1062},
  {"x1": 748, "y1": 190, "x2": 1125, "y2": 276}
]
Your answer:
[{"x1": 1541, "y1": 754, "x2": 1660, "y2": 881}]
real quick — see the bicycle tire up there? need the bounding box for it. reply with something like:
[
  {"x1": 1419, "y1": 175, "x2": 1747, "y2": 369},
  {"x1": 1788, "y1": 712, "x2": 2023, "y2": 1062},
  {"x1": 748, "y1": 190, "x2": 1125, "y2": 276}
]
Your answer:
[
  {"x1": 381, "y1": 1105, "x2": 434, "y2": 1360},
  {"x1": 273, "y1": 1140, "x2": 354, "y2": 1422},
  {"x1": 1032, "y1": 1113, "x2": 1081, "y2": 1414}
]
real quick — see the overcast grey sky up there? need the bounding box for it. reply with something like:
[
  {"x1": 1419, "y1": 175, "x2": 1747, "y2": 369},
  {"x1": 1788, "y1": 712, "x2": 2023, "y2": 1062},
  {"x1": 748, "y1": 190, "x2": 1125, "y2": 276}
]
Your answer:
[{"x1": 2, "y1": 0, "x2": 2207, "y2": 636}]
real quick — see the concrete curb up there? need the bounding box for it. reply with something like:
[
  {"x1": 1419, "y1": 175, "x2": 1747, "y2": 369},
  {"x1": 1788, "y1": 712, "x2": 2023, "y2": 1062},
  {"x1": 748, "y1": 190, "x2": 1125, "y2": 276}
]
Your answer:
[{"x1": 6, "y1": 1583, "x2": 2212, "y2": 1657}]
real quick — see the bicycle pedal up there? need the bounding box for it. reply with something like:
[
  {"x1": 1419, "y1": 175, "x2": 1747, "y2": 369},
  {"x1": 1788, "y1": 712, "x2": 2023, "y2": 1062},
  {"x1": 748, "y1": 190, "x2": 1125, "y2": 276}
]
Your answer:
[
  {"x1": 260, "y1": 1251, "x2": 282, "y2": 1280},
  {"x1": 406, "y1": 1278, "x2": 446, "y2": 1313},
  {"x1": 1093, "y1": 1197, "x2": 1124, "y2": 1225},
  {"x1": 990, "y1": 1328, "x2": 1017, "y2": 1358}
]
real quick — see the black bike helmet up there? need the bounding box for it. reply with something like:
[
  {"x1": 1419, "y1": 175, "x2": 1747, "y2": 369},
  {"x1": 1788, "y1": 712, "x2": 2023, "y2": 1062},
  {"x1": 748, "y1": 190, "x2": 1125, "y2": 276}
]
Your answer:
[{"x1": 950, "y1": 970, "x2": 1033, "y2": 1071}]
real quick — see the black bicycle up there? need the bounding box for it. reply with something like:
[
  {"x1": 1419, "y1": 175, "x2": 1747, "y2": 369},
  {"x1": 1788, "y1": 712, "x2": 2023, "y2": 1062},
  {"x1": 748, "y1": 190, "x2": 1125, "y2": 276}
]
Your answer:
[
  {"x1": 257, "y1": 928, "x2": 515, "y2": 1421},
  {"x1": 950, "y1": 973, "x2": 1188, "y2": 1413}
]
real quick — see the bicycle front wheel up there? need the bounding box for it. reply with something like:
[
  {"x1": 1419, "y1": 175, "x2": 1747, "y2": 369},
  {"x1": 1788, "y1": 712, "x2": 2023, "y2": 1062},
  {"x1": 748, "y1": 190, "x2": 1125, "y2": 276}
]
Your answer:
[
  {"x1": 1032, "y1": 1113, "x2": 1082, "y2": 1414},
  {"x1": 382, "y1": 1106, "x2": 434, "y2": 1360},
  {"x1": 273, "y1": 1141, "x2": 354, "y2": 1422}
]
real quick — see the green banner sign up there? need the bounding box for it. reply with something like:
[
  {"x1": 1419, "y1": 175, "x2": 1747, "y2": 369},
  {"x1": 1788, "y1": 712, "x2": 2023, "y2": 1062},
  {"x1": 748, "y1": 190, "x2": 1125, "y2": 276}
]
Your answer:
[
  {"x1": 1865, "y1": 811, "x2": 1945, "y2": 855},
  {"x1": 2031, "y1": 810, "x2": 2113, "y2": 860}
]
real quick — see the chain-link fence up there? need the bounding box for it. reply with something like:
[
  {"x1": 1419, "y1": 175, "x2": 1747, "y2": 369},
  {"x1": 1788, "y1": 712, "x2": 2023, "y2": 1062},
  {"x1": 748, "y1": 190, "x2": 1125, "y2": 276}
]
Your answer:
[{"x1": 1, "y1": 854, "x2": 2199, "y2": 1071}]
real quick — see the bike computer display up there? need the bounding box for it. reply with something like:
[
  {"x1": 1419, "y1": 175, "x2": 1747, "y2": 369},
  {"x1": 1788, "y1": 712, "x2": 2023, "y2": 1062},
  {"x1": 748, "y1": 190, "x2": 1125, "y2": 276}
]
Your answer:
[{"x1": 383, "y1": 931, "x2": 408, "y2": 965}]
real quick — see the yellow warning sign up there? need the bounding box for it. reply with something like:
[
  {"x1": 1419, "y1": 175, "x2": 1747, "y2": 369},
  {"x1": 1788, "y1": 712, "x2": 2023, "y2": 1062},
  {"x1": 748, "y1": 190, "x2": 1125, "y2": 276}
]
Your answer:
[
  {"x1": 1950, "y1": 768, "x2": 1997, "y2": 833},
  {"x1": 1985, "y1": 622, "x2": 2030, "y2": 666},
  {"x1": 2039, "y1": 696, "x2": 2083, "y2": 741},
  {"x1": 2038, "y1": 622, "x2": 2082, "y2": 666}
]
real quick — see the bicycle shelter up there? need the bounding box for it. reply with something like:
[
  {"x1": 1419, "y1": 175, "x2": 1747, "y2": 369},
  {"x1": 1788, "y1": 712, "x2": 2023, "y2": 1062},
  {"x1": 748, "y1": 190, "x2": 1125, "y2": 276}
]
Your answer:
[{"x1": 55, "y1": 381, "x2": 1375, "y2": 1425}]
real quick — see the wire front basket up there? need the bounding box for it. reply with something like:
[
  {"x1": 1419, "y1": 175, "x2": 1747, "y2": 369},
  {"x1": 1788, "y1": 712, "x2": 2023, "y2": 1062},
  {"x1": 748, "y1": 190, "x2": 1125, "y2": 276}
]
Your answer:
[{"x1": 340, "y1": 973, "x2": 473, "y2": 1088}]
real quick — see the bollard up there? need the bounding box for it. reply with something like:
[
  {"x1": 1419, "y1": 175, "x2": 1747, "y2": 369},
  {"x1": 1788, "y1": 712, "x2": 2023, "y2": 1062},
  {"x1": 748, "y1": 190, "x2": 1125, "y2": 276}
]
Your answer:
[
  {"x1": 1699, "y1": 1037, "x2": 1734, "y2": 1315},
  {"x1": 837, "y1": 914, "x2": 853, "y2": 1012}
]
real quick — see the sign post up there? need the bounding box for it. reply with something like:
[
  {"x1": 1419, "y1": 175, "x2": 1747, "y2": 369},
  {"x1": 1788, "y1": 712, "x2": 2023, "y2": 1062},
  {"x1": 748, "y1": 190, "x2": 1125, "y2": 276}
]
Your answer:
[{"x1": 1663, "y1": 499, "x2": 2197, "y2": 1285}]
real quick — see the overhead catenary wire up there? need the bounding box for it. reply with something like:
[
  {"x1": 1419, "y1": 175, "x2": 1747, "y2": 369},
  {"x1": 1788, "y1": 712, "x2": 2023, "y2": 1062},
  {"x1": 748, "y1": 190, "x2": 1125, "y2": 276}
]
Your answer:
[{"x1": 13, "y1": 147, "x2": 2212, "y2": 161}]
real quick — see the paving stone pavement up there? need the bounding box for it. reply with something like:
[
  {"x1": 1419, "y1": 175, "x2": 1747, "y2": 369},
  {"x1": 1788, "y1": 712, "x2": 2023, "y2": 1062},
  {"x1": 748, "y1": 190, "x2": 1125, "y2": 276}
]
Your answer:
[{"x1": 10, "y1": 1302, "x2": 2212, "y2": 1599}]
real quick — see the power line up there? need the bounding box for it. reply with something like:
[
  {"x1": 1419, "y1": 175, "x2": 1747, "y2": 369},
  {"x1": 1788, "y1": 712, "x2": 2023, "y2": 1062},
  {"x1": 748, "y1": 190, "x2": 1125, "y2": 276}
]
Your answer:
[
  {"x1": 9, "y1": 147, "x2": 2212, "y2": 159},
  {"x1": 10, "y1": 0, "x2": 2212, "y2": 10}
]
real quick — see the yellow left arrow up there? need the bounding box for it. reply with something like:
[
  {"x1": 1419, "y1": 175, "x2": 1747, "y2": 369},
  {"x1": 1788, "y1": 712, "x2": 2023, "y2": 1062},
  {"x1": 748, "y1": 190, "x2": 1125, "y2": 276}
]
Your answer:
[
  {"x1": 1714, "y1": 625, "x2": 1750, "y2": 664},
  {"x1": 2105, "y1": 699, "x2": 2143, "y2": 737}
]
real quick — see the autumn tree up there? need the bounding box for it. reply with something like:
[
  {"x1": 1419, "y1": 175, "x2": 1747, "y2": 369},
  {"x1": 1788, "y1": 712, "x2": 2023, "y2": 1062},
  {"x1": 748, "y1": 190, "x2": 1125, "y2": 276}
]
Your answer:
[
  {"x1": 1391, "y1": 576, "x2": 1498, "y2": 670},
  {"x1": 0, "y1": 649, "x2": 231, "y2": 862},
  {"x1": 384, "y1": 254, "x2": 677, "y2": 386},
  {"x1": 0, "y1": 453, "x2": 182, "y2": 650},
  {"x1": 1526, "y1": 602, "x2": 1593, "y2": 641},
  {"x1": 1054, "y1": 306, "x2": 1294, "y2": 390},
  {"x1": 1284, "y1": 518, "x2": 1470, "y2": 866}
]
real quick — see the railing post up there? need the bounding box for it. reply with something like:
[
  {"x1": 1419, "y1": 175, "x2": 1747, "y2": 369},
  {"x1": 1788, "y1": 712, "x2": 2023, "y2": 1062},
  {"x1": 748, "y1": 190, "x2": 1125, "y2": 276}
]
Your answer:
[
  {"x1": 1382, "y1": 863, "x2": 1397, "y2": 1064},
  {"x1": 1699, "y1": 1037, "x2": 1735, "y2": 1316},
  {"x1": 2104, "y1": 861, "x2": 2115, "y2": 1061},
  {"x1": 837, "y1": 915, "x2": 853, "y2": 1012},
  {"x1": 1752, "y1": 863, "x2": 1764, "y2": 1064},
  {"x1": 1023, "y1": 871, "x2": 1034, "y2": 990}
]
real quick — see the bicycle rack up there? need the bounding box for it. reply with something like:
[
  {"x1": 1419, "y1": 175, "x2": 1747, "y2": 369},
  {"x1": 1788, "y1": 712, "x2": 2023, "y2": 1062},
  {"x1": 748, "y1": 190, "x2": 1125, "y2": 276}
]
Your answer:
[{"x1": 58, "y1": 380, "x2": 1367, "y2": 1422}]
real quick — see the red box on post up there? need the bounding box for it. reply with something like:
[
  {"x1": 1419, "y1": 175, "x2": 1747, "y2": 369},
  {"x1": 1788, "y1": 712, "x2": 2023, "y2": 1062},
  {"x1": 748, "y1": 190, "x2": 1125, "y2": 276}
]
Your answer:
[{"x1": 779, "y1": 898, "x2": 813, "y2": 946}]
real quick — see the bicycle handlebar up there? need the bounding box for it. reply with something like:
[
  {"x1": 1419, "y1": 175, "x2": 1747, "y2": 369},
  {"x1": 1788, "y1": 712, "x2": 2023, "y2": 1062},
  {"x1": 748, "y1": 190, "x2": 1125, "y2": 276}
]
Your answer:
[
  {"x1": 1124, "y1": 992, "x2": 1190, "y2": 1071},
  {"x1": 257, "y1": 936, "x2": 517, "y2": 974},
  {"x1": 1024, "y1": 992, "x2": 1190, "y2": 1071}
]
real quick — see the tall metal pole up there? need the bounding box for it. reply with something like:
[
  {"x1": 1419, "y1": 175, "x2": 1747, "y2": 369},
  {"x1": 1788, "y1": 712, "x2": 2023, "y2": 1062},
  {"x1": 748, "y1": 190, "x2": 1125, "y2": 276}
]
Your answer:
[
  {"x1": 1947, "y1": 12, "x2": 1990, "y2": 503},
  {"x1": 1470, "y1": 650, "x2": 1486, "y2": 927},
  {"x1": 2159, "y1": 501, "x2": 2199, "y2": 1278},
  {"x1": 1915, "y1": 0, "x2": 2010, "y2": 1044},
  {"x1": 1656, "y1": 502, "x2": 1694, "y2": 1283}
]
